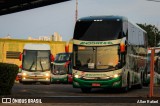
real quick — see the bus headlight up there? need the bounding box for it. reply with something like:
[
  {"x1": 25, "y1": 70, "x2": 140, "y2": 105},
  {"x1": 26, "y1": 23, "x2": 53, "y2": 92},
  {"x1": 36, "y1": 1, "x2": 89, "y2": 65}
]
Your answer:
[
  {"x1": 45, "y1": 73, "x2": 50, "y2": 77},
  {"x1": 113, "y1": 73, "x2": 121, "y2": 78},
  {"x1": 114, "y1": 74, "x2": 119, "y2": 78},
  {"x1": 74, "y1": 74, "x2": 80, "y2": 78},
  {"x1": 22, "y1": 72, "x2": 27, "y2": 76}
]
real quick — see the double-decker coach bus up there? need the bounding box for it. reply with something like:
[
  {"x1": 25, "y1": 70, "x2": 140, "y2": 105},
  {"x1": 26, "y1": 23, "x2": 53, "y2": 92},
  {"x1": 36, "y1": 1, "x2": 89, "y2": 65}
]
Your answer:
[{"x1": 72, "y1": 16, "x2": 147, "y2": 93}]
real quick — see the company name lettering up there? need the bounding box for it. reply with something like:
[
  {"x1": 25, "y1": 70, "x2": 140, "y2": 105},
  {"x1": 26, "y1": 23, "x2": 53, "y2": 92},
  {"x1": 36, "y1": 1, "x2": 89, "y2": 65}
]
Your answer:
[{"x1": 80, "y1": 41, "x2": 113, "y2": 45}]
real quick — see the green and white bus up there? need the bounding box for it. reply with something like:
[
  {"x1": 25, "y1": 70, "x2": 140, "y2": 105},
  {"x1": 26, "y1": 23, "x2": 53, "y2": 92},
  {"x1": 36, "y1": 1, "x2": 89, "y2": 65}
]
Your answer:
[
  {"x1": 51, "y1": 52, "x2": 72, "y2": 83},
  {"x1": 19, "y1": 43, "x2": 54, "y2": 84},
  {"x1": 72, "y1": 16, "x2": 148, "y2": 93}
]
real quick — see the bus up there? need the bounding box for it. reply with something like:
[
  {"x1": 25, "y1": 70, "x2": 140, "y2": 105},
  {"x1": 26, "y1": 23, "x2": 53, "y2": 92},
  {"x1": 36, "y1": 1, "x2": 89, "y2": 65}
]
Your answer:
[
  {"x1": 72, "y1": 16, "x2": 147, "y2": 93},
  {"x1": 51, "y1": 52, "x2": 72, "y2": 83},
  {"x1": 19, "y1": 43, "x2": 54, "y2": 84},
  {"x1": 144, "y1": 48, "x2": 160, "y2": 86}
]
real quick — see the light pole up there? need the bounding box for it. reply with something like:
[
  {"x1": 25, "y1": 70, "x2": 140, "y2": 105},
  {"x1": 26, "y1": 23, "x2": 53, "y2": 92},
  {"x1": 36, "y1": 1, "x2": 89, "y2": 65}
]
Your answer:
[{"x1": 75, "y1": 0, "x2": 78, "y2": 22}]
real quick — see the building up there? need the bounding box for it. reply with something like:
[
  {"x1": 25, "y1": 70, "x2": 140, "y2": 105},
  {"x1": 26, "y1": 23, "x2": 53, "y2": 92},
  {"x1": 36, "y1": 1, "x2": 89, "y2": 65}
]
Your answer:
[
  {"x1": 51, "y1": 32, "x2": 63, "y2": 41},
  {"x1": 39, "y1": 36, "x2": 51, "y2": 41},
  {"x1": 0, "y1": 38, "x2": 72, "y2": 66}
]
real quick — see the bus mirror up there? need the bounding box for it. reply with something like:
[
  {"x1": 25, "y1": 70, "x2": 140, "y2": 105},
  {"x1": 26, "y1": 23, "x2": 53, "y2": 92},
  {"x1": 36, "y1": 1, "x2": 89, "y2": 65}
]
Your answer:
[
  {"x1": 65, "y1": 45, "x2": 69, "y2": 53},
  {"x1": 19, "y1": 53, "x2": 22, "y2": 61},
  {"x1": 120, "y1": 43, "x2": 125, "y2": 53},
  {"x1": 50, "y1": 54, "x2": 54, "y2": 62}
]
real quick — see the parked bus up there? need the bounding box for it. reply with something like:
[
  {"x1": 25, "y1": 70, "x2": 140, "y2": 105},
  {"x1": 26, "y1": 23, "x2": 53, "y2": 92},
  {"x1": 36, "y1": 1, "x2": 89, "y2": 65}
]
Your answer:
[
  {"x1": 72, "y1": 16, "x2": 147, "y2": 93},
  {"x1": 51, "y1": 52, "x2": 72, "y2": 83},
  {"x1": 144, "y1": 48, "x2": 160, "y2": 86},
  {"x1": 19, "y1": 43, "x2": 54, "y2": 84}
]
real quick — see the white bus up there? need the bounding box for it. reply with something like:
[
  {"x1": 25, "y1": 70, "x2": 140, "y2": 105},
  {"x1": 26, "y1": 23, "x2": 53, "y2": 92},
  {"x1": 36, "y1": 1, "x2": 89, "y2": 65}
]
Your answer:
[
  {"x1": 19, "y1": 43, "x2": 54, "y2": 84},
  {"x1": 72, "y1": 16, "x2": 148, "y2": 93}
]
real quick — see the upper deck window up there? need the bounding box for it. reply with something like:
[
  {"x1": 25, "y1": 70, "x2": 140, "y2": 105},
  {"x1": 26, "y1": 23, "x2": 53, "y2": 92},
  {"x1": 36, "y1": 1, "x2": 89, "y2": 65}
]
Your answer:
[{"x1": 73, "y1": 20, "x2": 122, "y2": 41}]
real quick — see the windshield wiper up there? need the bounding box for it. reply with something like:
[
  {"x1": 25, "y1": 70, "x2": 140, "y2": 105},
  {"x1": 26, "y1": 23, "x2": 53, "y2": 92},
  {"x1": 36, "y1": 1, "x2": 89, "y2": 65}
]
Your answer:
[
  {"x1": 29, "y1": 61, "x2": 35, "y2": 71},
  {"x1": 40, "y1": 58, "x2": 44, "y2": 71}
]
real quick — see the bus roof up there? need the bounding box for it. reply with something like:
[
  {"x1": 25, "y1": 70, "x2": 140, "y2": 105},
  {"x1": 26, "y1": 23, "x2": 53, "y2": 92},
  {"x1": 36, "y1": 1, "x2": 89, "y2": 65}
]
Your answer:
[
  {"x1": 77, "y1": 15, "x2": 127, "y2": 22},
  {"x1": 24, "y1": 43, "x2": 50, "y2": 50},
  {"x1": 77, "y1": 15, "x2": 146, "y2": 33}
]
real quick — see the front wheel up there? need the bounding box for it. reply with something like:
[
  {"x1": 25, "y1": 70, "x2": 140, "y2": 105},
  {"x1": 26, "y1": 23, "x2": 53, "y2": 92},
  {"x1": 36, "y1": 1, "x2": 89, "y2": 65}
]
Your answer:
[{"x1": 81, "y1": 88, "x2": 91, "y2": 93}]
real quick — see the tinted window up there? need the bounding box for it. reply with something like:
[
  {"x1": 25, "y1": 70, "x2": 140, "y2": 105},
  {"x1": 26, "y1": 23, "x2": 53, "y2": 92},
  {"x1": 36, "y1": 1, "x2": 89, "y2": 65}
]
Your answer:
[
  {"x1": 54, "y1": 53, "x2": 71, "y2": 63},
  {"x1": 73, "y1": 45, "x2": 120, "y2": 71},
  {"x1": 73, "y1": 20, "x2": 122, "y2": 41}
]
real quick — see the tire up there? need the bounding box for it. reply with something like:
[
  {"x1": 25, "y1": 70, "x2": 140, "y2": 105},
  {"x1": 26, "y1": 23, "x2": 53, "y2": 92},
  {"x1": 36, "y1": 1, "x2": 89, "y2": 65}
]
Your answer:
[
  {"x1": 81, "y1": 88, "x2": 91, "y2": 93},
  {"x1": 122, "y1": 73, "x2": 130, "y2": 92},
  {"x1": 136, "y1": 73, "x2": 143, "y2": 89}
]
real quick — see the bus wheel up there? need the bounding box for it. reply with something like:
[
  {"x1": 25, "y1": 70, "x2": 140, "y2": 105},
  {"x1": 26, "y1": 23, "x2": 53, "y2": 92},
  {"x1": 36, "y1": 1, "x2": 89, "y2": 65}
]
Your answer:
[
  {"x1": 136, "y1": 73, "x2": 143, "y2": 89},
  {"x1": 81, "y1": 88, "x2": 91, "y2": 93},
  {"x1": 122, "y1": 74, "x2": 130, "y2": 92}
]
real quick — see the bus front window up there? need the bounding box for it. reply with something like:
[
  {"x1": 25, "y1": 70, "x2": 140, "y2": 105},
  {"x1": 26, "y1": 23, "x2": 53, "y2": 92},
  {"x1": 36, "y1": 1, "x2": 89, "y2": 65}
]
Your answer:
[
  {"x1": 73, "y1": 45, "x2": 119, "y2": 71},
  {"x1": 54, "y1": 53, "x2": 70, "y2": 62},
  {"x1": 97, "y1": 46, "x2": 119, "y2": 69},
  {"x1": 23, "y1": 50, "x2": 50, "y2": 71},
  {"x1": 73, "y1": 21, "x2": 122, "y2": 41},
  {"x1": 37, "y1": 51, "x2": 50, "y2": 71},
  {"x1": 52, "y1": 65, "x2": 67, "y2": 75}
]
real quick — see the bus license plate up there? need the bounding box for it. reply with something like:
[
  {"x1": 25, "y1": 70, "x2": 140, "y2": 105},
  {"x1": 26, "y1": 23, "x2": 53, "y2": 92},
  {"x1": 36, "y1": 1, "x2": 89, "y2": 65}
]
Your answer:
[{"x1": 92, "y1": 83, "x2": 100, "y2": 87}]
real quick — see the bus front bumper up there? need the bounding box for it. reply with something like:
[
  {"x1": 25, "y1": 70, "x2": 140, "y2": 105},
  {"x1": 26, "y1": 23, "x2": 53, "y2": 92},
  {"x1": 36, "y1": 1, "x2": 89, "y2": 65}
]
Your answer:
[
  {"x1": 73, "y1": 76, "x2": 122, "y2": 88},
  {"x1": 51, "y1": 77, "x2": 68, "y2": 83},
  {"x1": 21, "y1": 77, "x2": 50, "y2": 82},
  {"x1": 51, "y1": 75, "x2": 68, "y2": 83}
]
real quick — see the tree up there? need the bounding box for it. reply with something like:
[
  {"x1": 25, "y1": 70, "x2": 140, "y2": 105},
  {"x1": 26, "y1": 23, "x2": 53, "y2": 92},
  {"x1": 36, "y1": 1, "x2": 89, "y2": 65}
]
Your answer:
[{"x1": 137, "y1": 23, "x2": 160, "y2": 47}]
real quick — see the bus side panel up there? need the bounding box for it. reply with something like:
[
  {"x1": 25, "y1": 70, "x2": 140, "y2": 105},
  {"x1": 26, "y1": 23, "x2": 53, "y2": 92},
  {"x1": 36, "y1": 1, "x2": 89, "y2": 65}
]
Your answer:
[{"x1": 127, "y1": 22, "x2": 147, "y2": 86}]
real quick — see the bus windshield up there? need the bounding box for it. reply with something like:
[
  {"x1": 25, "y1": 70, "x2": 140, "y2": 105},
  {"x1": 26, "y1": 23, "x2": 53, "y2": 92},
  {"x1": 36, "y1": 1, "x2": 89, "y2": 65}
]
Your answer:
[
  {"x1": 22, "y1": 50, "x2": 50, "y2": 71},
  {"x1": 52, "y1": 64, "x2": 67, "y2": 75},
  {"x1": 73, "y1": 45, "x2": 119, "y2": 71},
  {"x1": 73, "y1": 20, "x2": 122, "y2": 41},
  {"x1": 54, "y1": 53, "x2": 71, "y2": 63}
]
